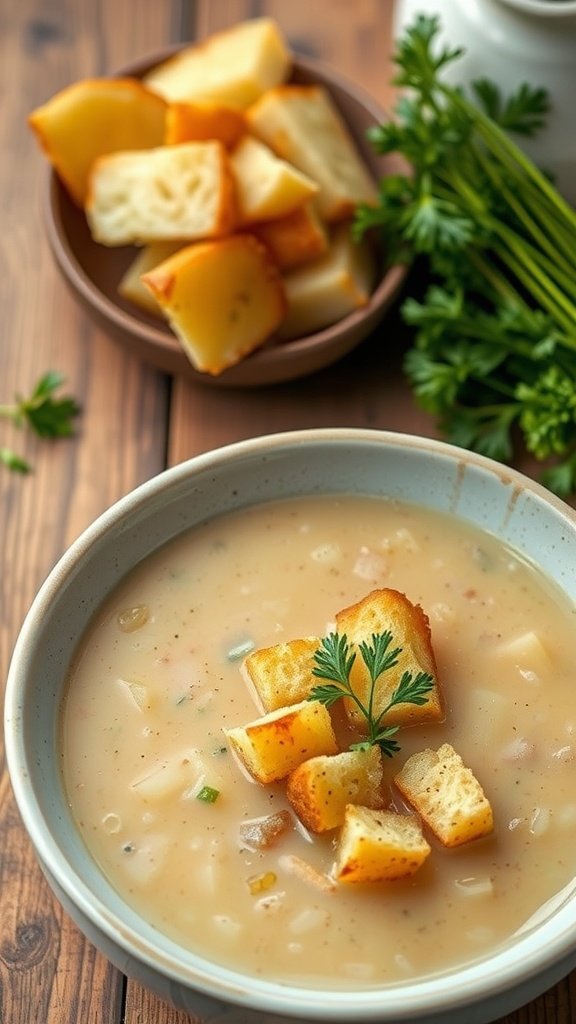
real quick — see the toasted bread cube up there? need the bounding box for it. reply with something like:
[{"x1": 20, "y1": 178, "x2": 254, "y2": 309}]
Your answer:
[
  {"x1": 247, "y1": 84, "x2": 378, "y2": 222},
  {"x1": 142, "y1": 234, "x2": 286, "y2": 375},
  {"x1": 278, "y1": 223, "x2": 376, "y2": 340},
  {"x1": 86, "y1": 141, "x2": 237, "y2": 247},
  {"x1": 242, "y1": 637, "x2": 321, "y2": 712},
  {"x1": 394, "y1": 743, "x2": 494, "y2": 848},
  {"x1": 118, "y1": 241, "x2": 184, "y2": 315},
  {"x1": 144, "y1": 18, "x2": 291, "y2": 109},
  {"x1": 252, "y1": 202, "x2": 328, "y2": 270},
  {"x1": 230, "y1": 136, "x2": 318, "y2": 225},
  {"x1": 287, "y1": 747, "x2": 384, "y2": 832},
  {"x1": 28, "y1": 77, "x2": 166, "y2": 206},
  {"x1": 335, "y1": 588, "x2": 443, "y2": 731},
  {"x1": 165, "y1": 101, "x2": 246, "y2": 147},
  {"x1": 334, "y1": 806, "x2": 431, "y2": 883},
  {"x1": 225, "y1": 700, "x2": 338, "y2": 784}
]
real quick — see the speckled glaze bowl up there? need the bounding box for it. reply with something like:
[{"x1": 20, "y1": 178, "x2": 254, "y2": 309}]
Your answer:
[{"x1": 5, "y1": 429, "x2": 576, "y2": 1024}]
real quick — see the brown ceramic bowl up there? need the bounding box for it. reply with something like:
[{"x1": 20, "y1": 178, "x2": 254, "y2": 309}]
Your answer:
[{"x1": 44, "y1": 50, "x2": 407, "y2": 388}]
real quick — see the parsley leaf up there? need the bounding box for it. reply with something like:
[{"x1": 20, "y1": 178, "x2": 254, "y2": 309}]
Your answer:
[
  {"x1": 308, "y1": 631, "x2": 434, "y2": 758},
  {"x1": 0, "y1": 372, "x2": 80, "y2": 472}
]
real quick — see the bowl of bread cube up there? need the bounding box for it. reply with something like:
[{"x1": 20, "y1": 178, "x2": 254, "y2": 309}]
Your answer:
[{"x1": 30, "y1": 18, "x2": 406, "y2": 386}]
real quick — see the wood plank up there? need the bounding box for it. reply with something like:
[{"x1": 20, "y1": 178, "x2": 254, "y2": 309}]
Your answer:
[{"x1": 0, "y1": 1, "x2": 174, "y2": 1021}]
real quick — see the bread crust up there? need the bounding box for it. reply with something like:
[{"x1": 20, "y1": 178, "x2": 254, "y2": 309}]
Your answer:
[
  {"x1": 335, "y1": 588, "x2": 444, "y2": 731},
  {"x1": 287, "y1": 747, "x2": 384, "y2": 832},
  {"x1": 334, "y1": 805, "x2": 431, "y2": 883},
  {"x1": 394, "y1": 743, "x2": 494, "y2": 847}
]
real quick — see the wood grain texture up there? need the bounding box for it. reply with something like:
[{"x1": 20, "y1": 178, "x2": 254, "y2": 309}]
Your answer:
[
  {"x1": 2, "y1": 0, "x2": 576, "y2": 1022},
  {"x1": 0, "y1": 1, "x2": 173, "y2": 1022}
]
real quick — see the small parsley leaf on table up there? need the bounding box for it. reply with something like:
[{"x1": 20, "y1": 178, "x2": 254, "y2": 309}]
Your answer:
[{"x1": 0, "y1": 372, "x2": 80, "y2": 472}]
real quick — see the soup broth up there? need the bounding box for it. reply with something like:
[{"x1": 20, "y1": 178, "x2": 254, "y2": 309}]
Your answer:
[{"x1": 61, "y1": 495, "x2": 576, "y2": 987}]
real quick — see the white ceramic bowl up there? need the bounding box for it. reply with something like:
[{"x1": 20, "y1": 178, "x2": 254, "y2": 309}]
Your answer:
[{"x1": 5, "y1": 428, "x2": 576, "y2": 1024}]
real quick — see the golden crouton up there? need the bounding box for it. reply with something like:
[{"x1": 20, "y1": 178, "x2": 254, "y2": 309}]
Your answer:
[
  {"x1": 287, "y1": 746, "x2": 384, "y2": 832},
  {"x1": 252, "y1": 202, "x2": 328, "y2": 270},
  {"x1": 230, "y1": 135, "x2": 318, "y2": 225},
  {"x1": 28, "y1": 77, "x2": 166, "y2": 206},
  {"x1": 246, "y1": 83, "x2": 378, "y2": 221},
  {"x1": 335, "y1": 588, "x2": 443, "y2": 731},
  {"x1": 278, "y1": 223, "x2": 376, "y2": 339},
  {"x1": 334, "y1": 805, "x2": 431, "y2": 883},
  {"x1": 118, "y1": 241, "x2": 184, "y2": 315},
  {"x1": 144, "y1": 17, "x2": 292, "y2": 109},
  {"x1": 165, "y1": 102, "x2": 246, "y2": 148},
  {"x1": 86, "y1": 141, "x2": 237, "y2": 246},
  {"x1": 225, "y1": 700, "x2": 338, "y2": 784},
  {"x1": 142, "y1": 234, "x2": 286, "y2": 375},
  {"x1": 241, "y1": 637, "x2": 321, "y2": 712},
  {"x1": 394, "y1": 743, "x2": 494, "y2": 847}
]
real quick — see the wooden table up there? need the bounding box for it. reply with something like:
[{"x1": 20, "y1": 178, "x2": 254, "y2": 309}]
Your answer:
[{"x1": 1, "y1": 1, "x2": 575, "y2": 1021}]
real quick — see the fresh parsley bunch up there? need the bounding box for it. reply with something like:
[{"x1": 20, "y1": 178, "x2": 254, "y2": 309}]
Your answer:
[{"x1": 356, "y1": 15, "x2": 576, "y2": 497}]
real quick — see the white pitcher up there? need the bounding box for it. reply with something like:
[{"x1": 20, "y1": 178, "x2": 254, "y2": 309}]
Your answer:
[{"x1": 392, "y1": 0, "x2": 576, "y2": 204}]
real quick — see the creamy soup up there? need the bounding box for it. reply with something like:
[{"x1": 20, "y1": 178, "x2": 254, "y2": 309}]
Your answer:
[{"x1": 61, "y1": 495, "x2": 576, "y2": 988}]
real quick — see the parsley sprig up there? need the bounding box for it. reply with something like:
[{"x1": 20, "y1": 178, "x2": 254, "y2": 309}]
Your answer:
[
  {"x1": 0, "y1": 371, "x2": 80, "y2": 473},
  {"x1": 356, "y1": 15, "x2": 576, "y2": 497},
  {"x1": 309, "y1": 631, "x2": 434, "y2": 757}
]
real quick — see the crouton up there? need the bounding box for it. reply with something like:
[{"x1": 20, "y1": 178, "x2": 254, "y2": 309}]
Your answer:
[
  {"x1": 164, "y1": 101, "x2": 246, "y2": 147},
  {"x1": 287, "y1": 746, "x2": 384, "y2": 832},
  {"x1": 230, "y1": 135, "x2": 318, "y2": 225},
  {"x1": 246, "y1": 83, "x2": 378, "y2": 221},
  {"x1": 86, "y1": 141, "x2": 237, "y2": 246},
  {"x1": 118, "y1": 241, "x2": 184, "y2": 315},
  {"x1": 394, "y1": 743, "x2": 494, "y2": 847},
  {"x1": 334, "y1": 805, "x2": 431, "y2": 883},
  {"x1": 252, "y1": 202, "x2": 328, "y2": 270},
  {"x1": 225, "y1": 700, "x2": 338, "y2": 784},
  {"x1": 142, "y1": 233, "x2": 286, "y2": 375},
  {"x1": 278, "y1": 223, "x2": 376, "y2": 339},
  {"x1": 335, "y1": 588, "x2": 443, "y2": 731},
  {"x1": 28, "y1": 77, "x2": 166, "y2": 206},
  {"x1": 144, "y1": 18, "x2": 292, "y2": 109},
  {"x1": 241, "y1": 637, "x2": 321, "y2": 712}
]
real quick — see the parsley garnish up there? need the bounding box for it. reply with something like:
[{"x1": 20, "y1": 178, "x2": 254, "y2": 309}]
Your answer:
[
  {"x1": 356, "y1": 15, "x2": 576, "y2": 497},
  {"x1": 0, "y1": 371, "x2": 80, "y2": 473},
  {"x1": 309, "y1": 631, "x2": 433, "y2": 758}
]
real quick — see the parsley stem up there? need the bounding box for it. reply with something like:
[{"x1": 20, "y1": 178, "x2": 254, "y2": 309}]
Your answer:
[
  {"x1": 456, "y1": 92, "x2": 576, "y2": 231},
  {"x1": 466, "y1": 251, "x2": 527, "y2": 307},
  {"x1": 472, "y1": 146, "x2": 576, "y2": 280},
  {"x1": 493, "y1": 241, "x2": 576, "y2": 338}
]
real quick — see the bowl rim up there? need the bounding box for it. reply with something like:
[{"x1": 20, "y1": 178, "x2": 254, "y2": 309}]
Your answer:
[
  {"x1": 6, "y1": 427, "x2": 576, "y2": 1020},
  {"x1": 43, "y1": 52, "x2": 408, "y2": 388}
]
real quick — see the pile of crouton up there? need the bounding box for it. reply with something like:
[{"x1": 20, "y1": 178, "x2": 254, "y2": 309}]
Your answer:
[
  {"x1": 226, "y1": 588, "x2": 494, "y2": 885},
  {"x1": 28, "y1": 18, "x2": 380, "y2": 375}
]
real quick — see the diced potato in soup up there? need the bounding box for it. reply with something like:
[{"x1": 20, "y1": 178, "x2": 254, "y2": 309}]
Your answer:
[{"x1": 61, "y1": 495, "x2": 576, "y2": 987}]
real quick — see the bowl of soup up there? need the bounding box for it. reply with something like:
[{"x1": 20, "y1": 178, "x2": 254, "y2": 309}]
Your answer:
[{"x1": 5, "y1": 429, "x2": 576, "y2": 1024}]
